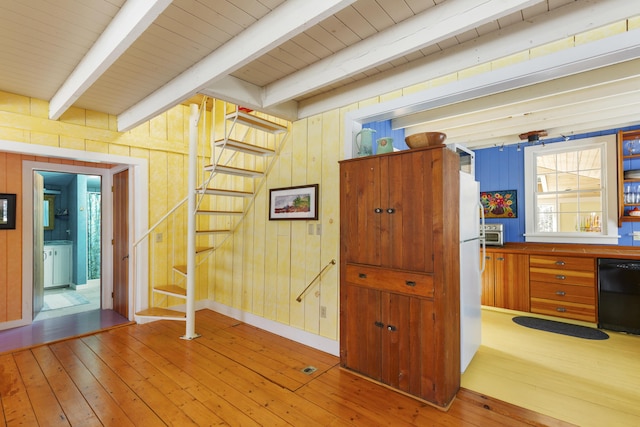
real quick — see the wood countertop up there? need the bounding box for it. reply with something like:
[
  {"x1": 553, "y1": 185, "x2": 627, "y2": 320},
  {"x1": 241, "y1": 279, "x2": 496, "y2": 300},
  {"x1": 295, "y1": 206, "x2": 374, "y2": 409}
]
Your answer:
[{"x1": 485, "y1": 242, "x2": 640, "y2": 259}]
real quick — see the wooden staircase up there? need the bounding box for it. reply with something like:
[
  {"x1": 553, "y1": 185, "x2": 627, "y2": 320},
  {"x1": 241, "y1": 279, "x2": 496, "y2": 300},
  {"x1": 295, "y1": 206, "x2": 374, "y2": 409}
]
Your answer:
[{"x1": 135, "y1": 103, "x2": 288, "y2": 337}]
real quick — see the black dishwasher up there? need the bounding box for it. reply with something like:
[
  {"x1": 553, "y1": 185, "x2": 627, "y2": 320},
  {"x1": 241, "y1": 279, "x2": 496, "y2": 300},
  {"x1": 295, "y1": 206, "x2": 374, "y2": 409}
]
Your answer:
[{"x1": 598, "y1": 258, "x2": 640, "y2": 335}]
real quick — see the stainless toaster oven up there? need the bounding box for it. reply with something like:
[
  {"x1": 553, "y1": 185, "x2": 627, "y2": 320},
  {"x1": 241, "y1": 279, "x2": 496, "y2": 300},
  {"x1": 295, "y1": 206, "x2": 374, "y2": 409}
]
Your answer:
[{"x1": 481, "y1": 223, "x2": 503, "y2": 246}]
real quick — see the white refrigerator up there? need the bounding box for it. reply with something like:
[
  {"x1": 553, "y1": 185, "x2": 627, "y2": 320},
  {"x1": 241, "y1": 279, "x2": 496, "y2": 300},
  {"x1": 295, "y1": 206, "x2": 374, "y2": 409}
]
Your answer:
[{"x1": 459, "y1": 171, "x2": 483, "y2": 373}]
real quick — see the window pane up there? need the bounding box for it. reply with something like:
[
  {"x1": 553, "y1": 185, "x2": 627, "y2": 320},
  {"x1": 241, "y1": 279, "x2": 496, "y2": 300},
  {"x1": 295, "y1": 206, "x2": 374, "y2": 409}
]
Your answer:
[
  {"x1": 558, "y1": 212, "x2": 580, "y2": 232},
  {"x1": 534, "y1": 144, "x2": 605, "y2": 236},
  {"x1": 537, "y1": 205, "x2": 556, "y2": 232},
  {"x1": 579, "y1": 168, "x2": 601, "y2": 190}
]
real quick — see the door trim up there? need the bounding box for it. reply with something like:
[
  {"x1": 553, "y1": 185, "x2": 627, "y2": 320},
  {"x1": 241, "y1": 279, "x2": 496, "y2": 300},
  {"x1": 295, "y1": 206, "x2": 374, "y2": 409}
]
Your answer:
[{"x1": 4, "y1": 140, "x2": 149, "y2": 328}]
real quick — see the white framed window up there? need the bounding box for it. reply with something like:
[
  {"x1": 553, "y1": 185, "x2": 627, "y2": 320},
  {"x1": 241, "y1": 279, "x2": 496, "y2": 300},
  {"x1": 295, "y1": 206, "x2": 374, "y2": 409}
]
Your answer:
[{"x1": 524, "y1": 135, "x2": 619, "y2": 244}]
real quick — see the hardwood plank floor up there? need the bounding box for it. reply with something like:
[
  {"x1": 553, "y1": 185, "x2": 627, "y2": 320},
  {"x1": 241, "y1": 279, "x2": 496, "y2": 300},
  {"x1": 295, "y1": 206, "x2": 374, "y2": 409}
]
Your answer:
[{"x1": 0, "y1": 309, "x2": 573, "y2": 426}]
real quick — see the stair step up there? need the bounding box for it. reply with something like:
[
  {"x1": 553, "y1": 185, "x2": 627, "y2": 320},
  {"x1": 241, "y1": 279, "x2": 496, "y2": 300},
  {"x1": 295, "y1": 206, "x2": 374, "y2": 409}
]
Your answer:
[
  {"x1": 153, "y1": 285, "x2": 187, "y2": 298},
  {"x1": 198, "y1": 188, "x2": 254, "y2": 198},
  {"x1": 196, "y1": 209, "x2": 243, "y2": 216},
  {"x1": 227, "y1": 110, "x2": 287, "y2": 134},
  {"x1": 135, "y1": 307, "x2": 186, "y2": 320},
  {"x1": 213, "y1": 138, "x2": 275, "y2": 156},
  {"x1": 196, "y1": 229, "x2": 231, "y2": 235},
  {"x1": 173, "y1": 265, "x2": 187, "y2": 275},
  {"x1": 204, "y1": 164, "x2": 264, "y2": 178}
]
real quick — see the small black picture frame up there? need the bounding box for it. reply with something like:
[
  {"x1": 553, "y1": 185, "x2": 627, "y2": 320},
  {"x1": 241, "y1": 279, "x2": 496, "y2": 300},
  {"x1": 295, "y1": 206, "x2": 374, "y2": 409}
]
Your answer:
[{"x1": 0, "y1": 193, "x2": 16, "y2": 230}]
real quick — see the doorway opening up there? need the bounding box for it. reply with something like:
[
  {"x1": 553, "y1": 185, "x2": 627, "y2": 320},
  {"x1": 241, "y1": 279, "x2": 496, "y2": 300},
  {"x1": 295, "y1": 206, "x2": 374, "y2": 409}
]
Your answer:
[{"x1": 33, "y1": 171, "x2": 102, "y2": 321}]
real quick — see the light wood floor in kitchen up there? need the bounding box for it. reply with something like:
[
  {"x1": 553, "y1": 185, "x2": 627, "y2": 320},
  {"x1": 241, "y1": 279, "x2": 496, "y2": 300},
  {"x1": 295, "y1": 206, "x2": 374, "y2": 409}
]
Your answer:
[
  {"x1": 1, "y1": 308, "x2": 638, "y2": 426},
  {"x1": 462, "y1": 308, "x2": 640, "y2": 427}
]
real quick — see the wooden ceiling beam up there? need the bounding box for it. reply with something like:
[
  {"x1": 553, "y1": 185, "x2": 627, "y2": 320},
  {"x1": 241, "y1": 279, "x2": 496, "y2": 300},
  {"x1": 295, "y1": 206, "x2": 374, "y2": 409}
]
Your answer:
[
  {"x1": 400, "y1": 60, "x2": 640, "y2": 132},
  {"x1": 299, "y1": 0, "x2": 640, "y2": 121},
  {"x1": 48, "y1": 0, "x2": 172, "y2": 120},
  {"x1": 117, "y1": 0, "x2": 355, "y2": 131},
  {"x1": 262, "y1": 0, "x2": 545, "y2": 108}
]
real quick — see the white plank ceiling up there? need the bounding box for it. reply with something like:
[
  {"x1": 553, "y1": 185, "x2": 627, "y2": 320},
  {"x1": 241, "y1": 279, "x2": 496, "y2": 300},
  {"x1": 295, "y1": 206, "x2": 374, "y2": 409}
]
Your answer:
[{"x1": 1, "y1": 0, "x2": 639, "y2": 148}]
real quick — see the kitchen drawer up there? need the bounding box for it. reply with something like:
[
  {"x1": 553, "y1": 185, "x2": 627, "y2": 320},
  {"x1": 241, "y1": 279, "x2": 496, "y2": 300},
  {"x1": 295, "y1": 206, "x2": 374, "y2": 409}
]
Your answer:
[
  {"x1": 529, "y1": 267, "x2": 594, "y2": 286},
  {"x1": 345, "y1": 264, "x2": 434, "y2": 298},
  {"x1": 530, "y1": 281, "x2": 596, "y2": 305},
  {"x1": 530, "y1": 298, "x2": 596, "y2": 323},
  {"x1": 529, "y1": 255, "x2": 595, "y2": 272}
]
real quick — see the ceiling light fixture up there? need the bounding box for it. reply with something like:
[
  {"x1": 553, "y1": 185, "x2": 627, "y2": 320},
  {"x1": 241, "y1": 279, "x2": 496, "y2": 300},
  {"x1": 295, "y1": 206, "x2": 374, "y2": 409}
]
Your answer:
[{"x1": 519, "y1": 130, "x2": 548, "y2": 145}]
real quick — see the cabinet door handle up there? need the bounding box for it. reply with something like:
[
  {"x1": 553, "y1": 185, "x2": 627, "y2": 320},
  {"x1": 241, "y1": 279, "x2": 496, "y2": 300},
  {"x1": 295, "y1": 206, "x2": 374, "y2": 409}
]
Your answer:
[
  {"x1": 386, "y1": 208, "x2": 395, "y2": 214},
  {"x1": 555, "y1": 290, "x2": 566, "y2": 296},
  {"x1": 497, "y1": 257, "x2": 504, "y2": 261},
  {"x1": 405, "y1": 281, "x2": 416, "y2": 287},
  {"x1": 374, "y1": 321, "x2": 384, "y2": 328},
  {"x1": 555, "y1": 260, "x2": 566, "y2": 266},
  {"x1": 358, "y1": 273, "x2": 367, "y2": 279},
  {"x1": 556, "y1": 307, "x2": 567, "y2": 313},
  {"x1": 387, "y1": 325, "x2": 397, "y2": 332},
  {"x1": 555, "y1": 275, "x2": 566, "y2": 280},
  {"x1": 374, "y1": 208, "x2": 383, "y2": 213}
]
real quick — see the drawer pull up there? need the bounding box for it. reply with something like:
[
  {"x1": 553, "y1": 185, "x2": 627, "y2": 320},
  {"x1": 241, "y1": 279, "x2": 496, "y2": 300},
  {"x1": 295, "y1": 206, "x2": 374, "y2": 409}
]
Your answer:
[
  {"x1": 374, "y1": 321, "x2": 384, "y2": 328},
  {"x1": 359, "y1": 273, "x2": 367, "y2": 279},
  {"x1": 497, "y1": 257, "x2": 504, "y2": 261},
  {"x1": 405, "y1": 281, "x2": 416, "y2": 287},
  {"x1": 374, "y1": 208, "x2": 383, "y2": 214},
  {"x1": 555, "y1": 290, "x2": 566, "y2": 296},
  {"x1": 556, "y1": 307, "x2": 567, "y2": 313},
  {"x1": 387, "y1": 325, "x2": 397, "y2": 332},
  {"x1": 555, "y1": 274, "x2": 566, "y2": 280},
  {"x1": 386, "y1": 208, "x2": 395, "y2": 214},
  {"x1": 555, "y1": 260, "x2": 566, "y2": 266}
]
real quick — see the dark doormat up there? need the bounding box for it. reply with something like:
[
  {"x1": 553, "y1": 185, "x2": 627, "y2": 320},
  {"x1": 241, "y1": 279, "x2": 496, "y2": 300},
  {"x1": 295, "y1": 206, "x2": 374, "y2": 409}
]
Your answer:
[{"x1": 512, "y1": 316, "x2": 609, "y2": 340}]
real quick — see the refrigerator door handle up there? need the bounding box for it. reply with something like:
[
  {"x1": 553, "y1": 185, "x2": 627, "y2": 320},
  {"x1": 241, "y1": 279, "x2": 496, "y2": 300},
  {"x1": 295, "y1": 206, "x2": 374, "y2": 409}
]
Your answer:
[{"x1": 478, "y1": 201, "x2": 486, "y2": 274}]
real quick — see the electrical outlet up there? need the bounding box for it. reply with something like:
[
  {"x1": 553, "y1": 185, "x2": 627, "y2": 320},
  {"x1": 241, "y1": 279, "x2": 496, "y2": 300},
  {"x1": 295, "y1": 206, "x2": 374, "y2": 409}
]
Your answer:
[
  {"x1": 308, "y1": 224, "x2": 314, "y2": 235},
  {"x1": 155, "y1": 232, "x2": 163, "y2": 243},
  {"x1": 316, "y1": 224, "x2": 322, "y2": 235},
  {"x1": 320, "y1": 306, "x2": 327, "y2": 318}
]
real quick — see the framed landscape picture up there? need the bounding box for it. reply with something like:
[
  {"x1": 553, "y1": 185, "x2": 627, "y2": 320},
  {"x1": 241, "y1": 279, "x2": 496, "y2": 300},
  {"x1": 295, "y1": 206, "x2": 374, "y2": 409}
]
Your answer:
[{"x1": 269, "y1": 184, "x2": 319, "y2": 220}]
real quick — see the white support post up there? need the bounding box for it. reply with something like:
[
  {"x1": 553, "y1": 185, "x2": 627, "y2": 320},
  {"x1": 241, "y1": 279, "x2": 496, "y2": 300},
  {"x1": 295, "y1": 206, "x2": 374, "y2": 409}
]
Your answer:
[{"x1": 182, "y1": 103, "x2": 201, "y2": 340}]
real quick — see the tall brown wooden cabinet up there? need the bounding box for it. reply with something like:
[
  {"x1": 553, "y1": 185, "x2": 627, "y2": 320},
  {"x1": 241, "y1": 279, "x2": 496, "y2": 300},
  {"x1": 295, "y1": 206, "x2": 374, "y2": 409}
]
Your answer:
[{"x1": 339, "y1": 145, "x2": 461, "y2": 408}]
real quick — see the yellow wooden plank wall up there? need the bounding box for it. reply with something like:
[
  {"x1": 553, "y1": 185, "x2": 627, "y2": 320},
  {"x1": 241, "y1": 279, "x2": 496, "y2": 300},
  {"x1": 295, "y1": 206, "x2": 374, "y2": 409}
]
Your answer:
[{"x1": 0, "y1": 90, "x2": 211, "y2": 324}]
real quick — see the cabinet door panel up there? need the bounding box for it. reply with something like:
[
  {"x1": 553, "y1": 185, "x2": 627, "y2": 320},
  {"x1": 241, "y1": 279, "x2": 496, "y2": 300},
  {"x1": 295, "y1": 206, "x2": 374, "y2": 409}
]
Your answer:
[
  {"x1": 495, "y1": 253, "x2": 530, "y2": 311},
  {"x1": 380, "y1": 292, "x2": 410, "y2": 389},
  {"x1": 344, "y1": 284, "x2": 382, "y2": 380},
  {"x1": 387, "y1": 151, "x2": 434, "y2": 272},
  {"x1": 480, "y1": 253, "x2": 495, "y2": 306},
  {"x1": 381, "y1": 293, "x2": 435, "y2": 400},
  {"x1": 341, "y1": 158, "x2": 382, "y2": 266}
]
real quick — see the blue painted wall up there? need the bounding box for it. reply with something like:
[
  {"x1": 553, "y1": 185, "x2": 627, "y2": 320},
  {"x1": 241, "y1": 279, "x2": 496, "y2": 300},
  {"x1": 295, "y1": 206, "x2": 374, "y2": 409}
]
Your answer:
[
  {"x1": 362, "y1": 120, "x2": 406, "y2": 153},
  {"x1": 475, "y1": 125, "x2": 640, "y2": 247}
]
